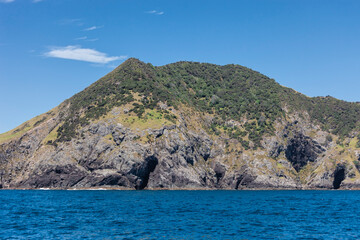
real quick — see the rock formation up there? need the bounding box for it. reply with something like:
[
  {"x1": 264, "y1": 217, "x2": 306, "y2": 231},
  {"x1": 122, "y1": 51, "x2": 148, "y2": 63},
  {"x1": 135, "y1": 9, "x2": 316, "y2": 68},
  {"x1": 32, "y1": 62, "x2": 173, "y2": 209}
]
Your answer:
[{"x1": 1, "y1": 58, "x2": 360, "y2": 190}]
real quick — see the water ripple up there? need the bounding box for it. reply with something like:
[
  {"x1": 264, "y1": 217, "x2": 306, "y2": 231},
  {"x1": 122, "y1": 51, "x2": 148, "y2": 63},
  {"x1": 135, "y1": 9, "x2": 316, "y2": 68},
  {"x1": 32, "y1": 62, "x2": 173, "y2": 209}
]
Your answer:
[{"x1": 1, "y1": 190, "x2": 360, "y2": 239}]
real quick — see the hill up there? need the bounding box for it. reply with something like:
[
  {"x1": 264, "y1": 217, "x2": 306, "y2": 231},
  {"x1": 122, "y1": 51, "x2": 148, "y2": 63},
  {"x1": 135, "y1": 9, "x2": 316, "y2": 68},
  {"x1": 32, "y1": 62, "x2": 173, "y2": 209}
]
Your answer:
[{"x1": 1, "y1": 58, "x2": 360, "y2": 190}]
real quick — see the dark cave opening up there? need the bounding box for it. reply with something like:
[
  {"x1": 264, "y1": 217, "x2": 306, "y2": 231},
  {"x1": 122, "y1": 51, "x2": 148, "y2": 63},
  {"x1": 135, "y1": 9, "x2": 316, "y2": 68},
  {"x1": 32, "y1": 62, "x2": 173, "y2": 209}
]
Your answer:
[
  {"x1": 284, "y1": 134, "x2": 324, "y2": 172},
  {"x1": 333, "y1": 167, "x2": 345, "y2": 190},
  {"x1": 136, "y1": 156, "x2": 159, "y2": 190},
  {"x1": 215, "y1": 172, "x2": 223, "y2": 183}
]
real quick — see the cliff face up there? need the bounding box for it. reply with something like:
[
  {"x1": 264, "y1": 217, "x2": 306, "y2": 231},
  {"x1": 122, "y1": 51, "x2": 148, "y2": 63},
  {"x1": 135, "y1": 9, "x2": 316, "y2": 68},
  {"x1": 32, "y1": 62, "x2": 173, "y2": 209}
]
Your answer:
[{"x1": 1, "y1": 59, "x2": 360, "y2": 190}]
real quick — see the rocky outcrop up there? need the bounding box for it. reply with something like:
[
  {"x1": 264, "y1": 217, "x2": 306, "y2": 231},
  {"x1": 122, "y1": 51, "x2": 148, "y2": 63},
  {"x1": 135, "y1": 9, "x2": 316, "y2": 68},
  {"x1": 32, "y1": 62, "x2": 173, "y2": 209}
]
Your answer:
[
  {"x1": 0, "y1": 114, "x2": 297, "y2": 189},
  {"x1": 333, "y1": 163, "x2": 346, "y2": 189},
  {"x1": 1, "y1": 109, "x2": 359, "y2": 190},
  {"x1": 1, "y1": 59, "x2": 360, "y2": 190},
  {"x1": 285, "y1": 133, "x2": 325, "y2": 172},
  {"x1": 19, "y1": 164, "x2": 87, "y2": 188}
]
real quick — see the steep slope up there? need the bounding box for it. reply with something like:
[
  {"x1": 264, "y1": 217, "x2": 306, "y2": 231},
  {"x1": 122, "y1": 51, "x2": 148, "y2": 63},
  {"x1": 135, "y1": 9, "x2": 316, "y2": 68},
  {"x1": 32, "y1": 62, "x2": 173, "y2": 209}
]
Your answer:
[{"x1": 1, "y1": 58, "x2": 360, "y2": 190}]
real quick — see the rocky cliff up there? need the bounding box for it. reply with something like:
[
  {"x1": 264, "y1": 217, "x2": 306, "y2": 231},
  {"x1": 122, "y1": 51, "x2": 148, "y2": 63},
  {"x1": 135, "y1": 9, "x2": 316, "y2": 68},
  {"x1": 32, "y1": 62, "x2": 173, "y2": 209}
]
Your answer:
[{"x1": 1, "y1": 58, "x2": 360, "y2": 190}]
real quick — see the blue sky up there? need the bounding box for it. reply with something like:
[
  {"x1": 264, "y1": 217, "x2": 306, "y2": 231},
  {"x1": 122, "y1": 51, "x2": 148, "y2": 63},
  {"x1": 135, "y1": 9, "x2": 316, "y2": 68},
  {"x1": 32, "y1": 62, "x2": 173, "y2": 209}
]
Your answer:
[{"x1": 1, "y1": 0, "x2": 360, "y2": 133}]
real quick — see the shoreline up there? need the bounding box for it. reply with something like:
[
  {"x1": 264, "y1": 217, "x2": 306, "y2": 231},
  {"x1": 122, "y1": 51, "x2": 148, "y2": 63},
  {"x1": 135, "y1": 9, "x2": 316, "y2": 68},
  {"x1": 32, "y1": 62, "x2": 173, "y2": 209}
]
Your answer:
[{"x1": 0, "y1": 186, "x2": 359, "y2": 191}]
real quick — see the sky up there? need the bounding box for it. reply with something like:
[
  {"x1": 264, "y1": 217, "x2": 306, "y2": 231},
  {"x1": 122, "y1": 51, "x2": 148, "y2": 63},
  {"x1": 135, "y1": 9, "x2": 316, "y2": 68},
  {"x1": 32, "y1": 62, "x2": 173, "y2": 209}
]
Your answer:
[{"x1": 1, "y1": 0, "x2": 360, "y2": 133}]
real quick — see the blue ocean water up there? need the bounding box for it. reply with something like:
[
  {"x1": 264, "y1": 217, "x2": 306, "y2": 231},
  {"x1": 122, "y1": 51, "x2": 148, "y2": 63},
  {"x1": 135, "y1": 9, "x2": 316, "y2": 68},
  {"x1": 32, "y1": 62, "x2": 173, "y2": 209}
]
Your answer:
[{"x1": 0, "y1": 190, "x2": 359, "y2": 239}]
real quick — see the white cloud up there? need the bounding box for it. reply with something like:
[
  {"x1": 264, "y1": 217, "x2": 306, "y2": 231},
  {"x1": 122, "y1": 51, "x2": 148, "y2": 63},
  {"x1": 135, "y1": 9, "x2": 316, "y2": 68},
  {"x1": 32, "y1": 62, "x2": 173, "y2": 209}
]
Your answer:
[
  {"x1": 86, "y1": 38, "x2": 99, "y2": 42},
  {"x1": 146, "y1": 10, "x2": 164, "y2": 15},
  {"x1": 58, "y1": 18, "x2": 83, "y2": 26},
  {"x1": 44, "y1": 45, "x2": 126, "y2": 64},
  {"x1": 83, "y1": 25, "x2": 103, "y2": 31},
  {"x1": 74, "y1": 36, "x2": 98, "y2": 41},
  {"x1": 75, "y1": 36, "x2": 87, "y2": 40},
  {"x1": 0, "y1": 0, "x2": 45, "y2": 3},
  {"x1": 0, "y1": 0, "x2": 46, "y2": 3}
]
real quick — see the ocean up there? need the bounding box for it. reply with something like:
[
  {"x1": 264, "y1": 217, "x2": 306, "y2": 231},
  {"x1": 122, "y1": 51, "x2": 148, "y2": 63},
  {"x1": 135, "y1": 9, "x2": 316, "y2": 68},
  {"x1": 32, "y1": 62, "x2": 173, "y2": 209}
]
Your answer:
[{"x1": 0, "y1": 190, "x2": 359, "y2": 239}]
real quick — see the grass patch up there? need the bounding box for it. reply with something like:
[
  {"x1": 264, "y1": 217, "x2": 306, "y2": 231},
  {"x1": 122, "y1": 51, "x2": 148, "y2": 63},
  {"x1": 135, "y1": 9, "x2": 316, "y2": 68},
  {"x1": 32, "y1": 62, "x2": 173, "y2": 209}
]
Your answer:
[
  {"x1": 42, "y1": 125, "x2": 60, "y2": 145},
  {"x1": 0, "y1": 113, "x2": 49, "y2": 144},
  {"x1": 123, "y1": 109, "x2": 175, "y2": 130},
  {"x1": 349, "y1": 137, "x2": 359, "y2": 148}
]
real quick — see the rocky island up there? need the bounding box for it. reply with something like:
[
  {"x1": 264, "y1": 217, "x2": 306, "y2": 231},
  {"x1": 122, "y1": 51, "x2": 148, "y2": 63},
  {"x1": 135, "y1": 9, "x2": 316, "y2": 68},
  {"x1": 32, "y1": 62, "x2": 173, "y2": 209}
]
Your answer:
[{"x1": 1, "y1": 58, "x2": 360, "y2": 190}]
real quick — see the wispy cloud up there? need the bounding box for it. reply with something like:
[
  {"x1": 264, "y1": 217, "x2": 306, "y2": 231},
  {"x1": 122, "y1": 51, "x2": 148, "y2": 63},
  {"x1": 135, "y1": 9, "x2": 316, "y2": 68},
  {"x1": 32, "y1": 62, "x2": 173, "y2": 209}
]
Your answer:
[
  {"x1": 44, "y1": 45, "x2": 126, "y2": 64},
  {"x1": 146, "y1": 10, "x2": 164, "y2": 15},
  {"x1": 0, "y1": 0, "x2": 15, "y2": 3},
  {"x1": 86, "y1": 38, "x2": 99, "y2": 42},
  {"x1": 0, "y1": 0, "x2": 45, "y2": 2},
  {"x1": 74, "y1": 36, "x2": 99, "y2": 42},
  {"x1": 83, "y1": 25, "x2": 103, "y2": 31},
  {"x1": 58, "y1": 18, "x2": 83, "y2": 26},
  {"x1": 75, "y1": 36, "x2": 88, "y2": 40}
]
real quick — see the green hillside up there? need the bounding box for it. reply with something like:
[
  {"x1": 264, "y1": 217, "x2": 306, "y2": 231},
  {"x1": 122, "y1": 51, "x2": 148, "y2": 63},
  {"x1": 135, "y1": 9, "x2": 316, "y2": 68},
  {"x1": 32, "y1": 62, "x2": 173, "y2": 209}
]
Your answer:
[{"x1": 50, "y1": 58, "x2": 360, "y2": 147}]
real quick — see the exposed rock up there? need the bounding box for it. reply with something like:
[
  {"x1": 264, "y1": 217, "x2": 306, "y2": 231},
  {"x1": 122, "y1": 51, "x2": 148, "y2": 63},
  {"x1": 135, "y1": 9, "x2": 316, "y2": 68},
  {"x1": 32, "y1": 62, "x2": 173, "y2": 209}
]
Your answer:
[
  {"x1": 112, "y1": 124, "x2": 127, "y2": 145},
  {"x1": 1, "y1": 59, "x2": 360, "y2": 190},
  {"x1": 268, "y1": 141, "x2": 284, "y2": 158},
  {"x1": 18, "y1": 164, "x2": 87, "y2": 188},
  {"x1": 285, "y1": 133, "x2": 325, "y2": 172},
  {"x1": 158, "y1": 102, "x2": 168, "y2": 110},
  {"x1": 131, "y1": 155, "x2": 159, "y2": 190},
  {"x1": 213, "y1": 163, "x2": 226, "y2": 184},
  {"x1": 333, "y1": 163, "x2": 346, "y2": 189},
  {"x1": 234, "y1": 166, "x2": 257, "y2": 189}
]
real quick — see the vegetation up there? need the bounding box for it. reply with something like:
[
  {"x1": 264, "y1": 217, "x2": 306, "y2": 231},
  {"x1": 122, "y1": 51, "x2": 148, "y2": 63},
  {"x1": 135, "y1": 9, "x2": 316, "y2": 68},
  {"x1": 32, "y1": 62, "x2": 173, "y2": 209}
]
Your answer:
[
  {"x1": 52, "y1": 58, "x2": 360, "y2": 148},
  {"x1": 353, "y1": 160, "x2": 360, "y2": 172},
  {"x1": 0, "y1": 111, "x2": 53, "y2": 144},
  {"x1": 122, "y1": 109, "x2": 176, "y2": 130}
]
